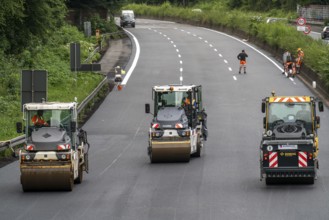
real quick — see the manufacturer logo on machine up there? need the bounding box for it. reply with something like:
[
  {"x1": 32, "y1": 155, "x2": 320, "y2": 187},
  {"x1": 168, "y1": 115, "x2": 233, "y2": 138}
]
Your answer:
[{"x1": 278, "y1": 145, "x2": 297, "y2": 150}]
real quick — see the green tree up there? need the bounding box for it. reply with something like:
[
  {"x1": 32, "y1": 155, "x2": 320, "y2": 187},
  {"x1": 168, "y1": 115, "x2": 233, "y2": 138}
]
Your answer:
[{"x1": 0, "y1": 0, "x2": 67, "y2": 54}]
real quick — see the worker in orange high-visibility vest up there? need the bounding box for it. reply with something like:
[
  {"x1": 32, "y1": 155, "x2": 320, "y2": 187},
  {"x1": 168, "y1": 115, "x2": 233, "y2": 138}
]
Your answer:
[
  {"x1": 31, "y1": 110, "x2": 48, "y2": 126},
  {"x1": 296, "y1": 48, "x2": 304, "y2": 74}
]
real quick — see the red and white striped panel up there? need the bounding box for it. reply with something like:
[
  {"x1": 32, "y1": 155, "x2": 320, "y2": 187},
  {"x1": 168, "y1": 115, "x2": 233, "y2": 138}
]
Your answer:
[
  {"x1": 273, "y1": 97, "x2": 306, "y2": 103},
  {"x1": 152, "y1": 123, "x2": 160, "y2": 129},
  {"x1": 269, "y1": 152, "x2": 278, "y2": 168},
  {"x1": 298, "y1": 152, "x2": 308, "y2": 167}
]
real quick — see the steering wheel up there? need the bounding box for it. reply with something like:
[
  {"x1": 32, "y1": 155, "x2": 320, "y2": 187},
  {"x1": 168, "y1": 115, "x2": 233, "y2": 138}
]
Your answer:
[
  {"x1": 295, "y1": 119, "x2": 306, "y2": 126},
  {"x1": 272, "y1": 119, "x2": 284, "y2": 127}
]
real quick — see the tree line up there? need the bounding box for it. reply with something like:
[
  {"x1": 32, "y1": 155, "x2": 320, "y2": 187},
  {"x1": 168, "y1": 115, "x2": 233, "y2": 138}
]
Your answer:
[{"x1": 1, "y1": 0, "x2": 328, "y2": 55}]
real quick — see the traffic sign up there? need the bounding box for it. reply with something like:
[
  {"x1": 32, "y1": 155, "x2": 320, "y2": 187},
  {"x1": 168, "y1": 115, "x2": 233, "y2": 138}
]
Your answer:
[
  {"x1": 296, "y1": 17, "x2": 306, "y2": 26},
  {"x1": 304, "y1": 25, "x2": 311, "y2": 34}
]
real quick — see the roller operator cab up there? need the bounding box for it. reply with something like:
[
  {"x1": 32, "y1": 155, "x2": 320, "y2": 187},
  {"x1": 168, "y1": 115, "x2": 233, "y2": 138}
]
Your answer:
[
  {"x1": 16, "y1": 102, "x2": 90, "y2": 191},
  {"x1": 145, "y1": 85, "x2": 208, "y2": 163},
  {"x1": 260, "y1": 96, "x2": 323, "y2": 185}
]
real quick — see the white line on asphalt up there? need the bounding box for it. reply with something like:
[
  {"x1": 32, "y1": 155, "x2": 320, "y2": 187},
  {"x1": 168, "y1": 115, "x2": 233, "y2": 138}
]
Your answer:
[
  {"x1": 164, "y1": 34, "x2": 167, "y2": 37},
  {"x1": 180, "y1": 67, "x2": 183, "y2": 72},
  {"x1": 224, "y1": 59, "x2": 228, "y2": 64},
  {"x1": 180, "y1": 60, "x2": 183, "y2": 64},
  {"x1": 233, "y1": 76, "x2": 237, "y2": 80},
  {"x1": 219, "y1": 54, "x2": 222, "y2": 57},
  {"x1": 174, "y1": 45, "x2": 176, "y2": 47},
  {"x1": 202, "y1": 27, "x2": 284, "y2": 72},
  {"x1": 178, "y1": 54, "x2": 181, "y2": 58},
  {"x1": 214, "y1": 49, "x2": 217, "y2": 52},
  {"x1": 228, "y1": 67, "x2": 232, "y2": 71},
  {"x1": 168, "y1": 37, "x2": 171, "y2": 40},
  {"x1": 205, "y1": 40, "x2": 208, "y2": 43},
  {"x1": 193, "y1": 34, "x2": 197, "y2": 37},
  {"x1": 209, "y1": 44, "x2": 213, "y2": 47},
  {"x1": 176, "y1": 49, "x2": 179, "y2": 52},
  {"x1": 171, "y1": 41, "x2": 174, "y2": 43},
  {"x1": 187, "y1": 32, "x2": 191, "y2": 34},
  {"x1": 121, "y1": 30, "x2": 140, "y2": 85},
  {"x1": 199, "y1": 37, "x2": 203, "y2": 40}
]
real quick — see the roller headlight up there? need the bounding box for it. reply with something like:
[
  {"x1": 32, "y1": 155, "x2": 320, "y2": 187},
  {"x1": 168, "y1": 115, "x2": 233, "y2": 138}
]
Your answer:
[
  {"x1": 178, "y1": 130, "x2": 190, "y2": 137},
  {"x1": 151, "y1": 130, "x2": 164, "y2": 138}
]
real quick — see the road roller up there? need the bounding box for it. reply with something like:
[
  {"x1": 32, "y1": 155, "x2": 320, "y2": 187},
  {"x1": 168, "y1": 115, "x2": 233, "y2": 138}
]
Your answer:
[
  {"x1": 16, "y1": 102, "x2": 90, "y2": 191},
  {"x1": 145, "y1": 85, "x2": 208, "y2": 163}
]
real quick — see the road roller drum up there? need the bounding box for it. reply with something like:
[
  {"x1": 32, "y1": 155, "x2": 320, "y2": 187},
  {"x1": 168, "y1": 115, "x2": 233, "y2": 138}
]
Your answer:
[
  {"x1": 150, "y1": 140, "x2": 191, "y2": 162},
  {"x1": 21, "y1": 165, "x2": 73, "y2": 191}
]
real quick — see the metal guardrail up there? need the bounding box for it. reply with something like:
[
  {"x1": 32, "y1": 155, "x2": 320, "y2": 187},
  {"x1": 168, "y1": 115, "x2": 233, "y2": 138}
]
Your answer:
[
  {"x1": 0, "y1": 76, "x2": 108, "y2": 153},
  {"x1": 1, "y1": 30, "x2": 127, "y2": 153},
  {"x1": 84, "y1": 47, "x2": 100, "y2": 63}
]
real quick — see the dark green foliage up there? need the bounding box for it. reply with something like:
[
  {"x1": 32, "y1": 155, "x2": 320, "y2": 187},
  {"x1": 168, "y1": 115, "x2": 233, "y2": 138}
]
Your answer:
[{"x1": 0, "y1": 0, "x2": 67, "y2": 54}]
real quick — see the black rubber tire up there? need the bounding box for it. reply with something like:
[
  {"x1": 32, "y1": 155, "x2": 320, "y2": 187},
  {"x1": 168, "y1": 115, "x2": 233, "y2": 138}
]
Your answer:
[
  {"x1": 305, "y1": 177, "x2": 315, "y2": 185},
  {"x1": 194, "y1": 138, "x2": 202, "y2": 158},
  {"x1": 74, "y1": 164, "x2": 83, "y2": 184},
  {"x1": 67, "y1": 175, "x2": 74, "y2": 191},
  {"x1": 265, "y1": 177, "x2": 276, "y2": 185}
]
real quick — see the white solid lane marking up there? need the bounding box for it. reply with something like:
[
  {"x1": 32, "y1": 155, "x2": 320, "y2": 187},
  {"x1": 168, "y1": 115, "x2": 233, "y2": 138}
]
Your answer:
[
  {"x1": 203, "y1": 27, "x2": 284, "y2": 72},
  {"x1": 121, "y1": 30, "x2": 140, "y2": 85}
]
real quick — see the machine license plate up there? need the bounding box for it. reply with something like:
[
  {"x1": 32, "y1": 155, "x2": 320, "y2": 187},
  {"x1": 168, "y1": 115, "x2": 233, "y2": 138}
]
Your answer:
[{"x1": 278, "y1": 145, "x2": 297, "y2": 150}]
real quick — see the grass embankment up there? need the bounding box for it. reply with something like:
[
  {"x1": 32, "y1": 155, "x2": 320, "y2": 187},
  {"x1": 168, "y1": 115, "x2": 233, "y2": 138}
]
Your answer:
[
  {"x1": 125, "y1": 2, "x2": 329, "y2": 85},
  {"x1": 0, "y1": 24, "x2": 106, "y2": 143}
]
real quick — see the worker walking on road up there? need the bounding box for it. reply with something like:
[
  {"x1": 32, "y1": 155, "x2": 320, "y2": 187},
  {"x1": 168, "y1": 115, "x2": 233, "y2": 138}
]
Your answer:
[
  {"x1": 282, "y1": 49, "x2": 292, "y2": 74},
  {"x1": 237, "y1": 50, "x2": 248, "y2": 74}
]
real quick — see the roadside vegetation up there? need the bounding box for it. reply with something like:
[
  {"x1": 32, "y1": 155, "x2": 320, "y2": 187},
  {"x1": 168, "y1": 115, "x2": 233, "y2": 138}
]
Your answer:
[
  {"x1": 0, "y1": 1, "x2": 121, "y2": 146},
  {"x1": 124, "y1": 1, "x2": 329, "y2": 85}
]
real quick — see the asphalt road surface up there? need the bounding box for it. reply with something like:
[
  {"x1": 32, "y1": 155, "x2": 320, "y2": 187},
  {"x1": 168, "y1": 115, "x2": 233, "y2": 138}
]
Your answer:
[{"x1": 1, "y1": 19, "x2": 329, "y2": 220}]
